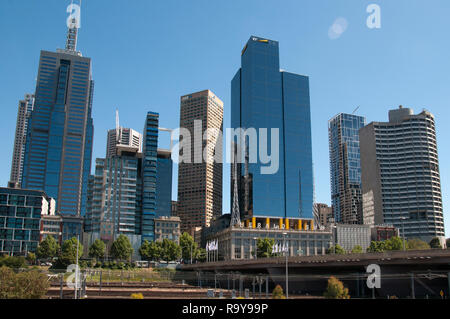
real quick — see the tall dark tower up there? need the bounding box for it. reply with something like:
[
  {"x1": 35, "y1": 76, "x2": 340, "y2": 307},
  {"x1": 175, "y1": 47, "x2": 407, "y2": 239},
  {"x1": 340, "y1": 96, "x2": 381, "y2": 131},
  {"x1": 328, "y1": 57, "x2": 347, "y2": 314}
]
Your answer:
[{"x1": 22, "y1": 3, "x2": 94, "y2": 223}]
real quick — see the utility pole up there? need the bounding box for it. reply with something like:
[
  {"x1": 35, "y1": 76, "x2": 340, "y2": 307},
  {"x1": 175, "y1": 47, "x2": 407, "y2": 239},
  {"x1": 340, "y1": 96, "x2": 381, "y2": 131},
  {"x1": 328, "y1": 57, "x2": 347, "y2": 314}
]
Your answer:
[
  {"x1": 74, "y1": 235, "x2": 79, "y2": 300},
  {"x1": 283, "y1": 232, "x2": 288, "y2": 299},
  {"x1": 401, "y1": 217, "x2": 407, "y2": 251}
]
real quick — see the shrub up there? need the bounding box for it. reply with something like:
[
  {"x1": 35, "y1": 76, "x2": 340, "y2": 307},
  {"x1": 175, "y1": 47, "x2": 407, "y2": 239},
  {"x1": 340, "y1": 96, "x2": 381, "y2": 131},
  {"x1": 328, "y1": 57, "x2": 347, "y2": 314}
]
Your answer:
[
  {"x1": 130, "y1": 293, "x2": 144, "y2": 299},
  {"x1": 0, "y1": 255, "x2": 26, "y2": 269},
  {"x1": 272, "y1": 285, "x2": 286, "y2": 299},
  {"x1": 0, "y1": 267, "x2": 49, "y2": 299},
  {"x1": 324, "y1": 276, "x2": 350, "y2": 299}
]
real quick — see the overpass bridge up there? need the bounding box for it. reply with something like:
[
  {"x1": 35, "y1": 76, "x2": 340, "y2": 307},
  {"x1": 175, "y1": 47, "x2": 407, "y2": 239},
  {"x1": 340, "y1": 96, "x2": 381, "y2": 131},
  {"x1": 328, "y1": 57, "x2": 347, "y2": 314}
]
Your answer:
[{"x1": 181, "y1": 249, "x2": 450, "y2": 298}]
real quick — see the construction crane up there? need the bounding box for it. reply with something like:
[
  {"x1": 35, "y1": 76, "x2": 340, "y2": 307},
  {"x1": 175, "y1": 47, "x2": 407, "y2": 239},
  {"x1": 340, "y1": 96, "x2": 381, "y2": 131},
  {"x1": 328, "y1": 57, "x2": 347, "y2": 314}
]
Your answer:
[{"x1": 352, "y1": 106, "x2": 360, "y2": 115}]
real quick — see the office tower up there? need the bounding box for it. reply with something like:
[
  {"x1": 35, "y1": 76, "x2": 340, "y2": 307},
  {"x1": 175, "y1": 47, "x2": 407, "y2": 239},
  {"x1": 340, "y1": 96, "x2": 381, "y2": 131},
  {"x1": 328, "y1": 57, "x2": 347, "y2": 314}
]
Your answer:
[
  {"x1": 86, "y1": 122, "x2": 143, "y2": 236},
  {"x1": 359, "y1": 106, "x2": 444, "y2": 241},
  {"x1": 156, "y1": 149, "x2": 172, "y2": 218},
  {"x1": 141, "y1": 112, "x2": 159, "y2": 242},
  {"x1": 21, "y1": 16, "x2": 94, "y2": 219},
  {"x1": 106, "y1": 114, "x2": 142, "y2": 157},
  {"x1": 0, "y1": 187, "x2": 55, "y2": 255},
  {"x1": 177, "y1": 90, "x2": 223, "y2": 232},
  {"x1": 9, "y1": 94, "x2": 35, "y2": 188},
  {"x1": 231, "y1": 36, "x2": 313, "y2": 221},
  {"x1": 314, "y1": 203, "x2": 333, "y2": 227},
  {"x1": 328, "y1": 113, "x2": 366, "y2": 224},
  {"x1": 86, "y1": 154, "x2": 142, "y2": 239}
]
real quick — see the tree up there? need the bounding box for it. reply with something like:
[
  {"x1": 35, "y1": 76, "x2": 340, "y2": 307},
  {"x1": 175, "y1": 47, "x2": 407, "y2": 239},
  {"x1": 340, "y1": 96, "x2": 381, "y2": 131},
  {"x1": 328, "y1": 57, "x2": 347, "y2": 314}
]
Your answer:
[
  {"x1": 324, "y1": 276, "x2": 350, "y2": 299},
  {"x1": 36, "y1": 235, "x2": 59, "y2": 260},
  {"x1": 366, "y1": 241, "x2": 386, "y2": 253},
  {"x1": 110, "y1": 234, "x2": 134, "y2": 261},
  {"x1": 139, "y1": 240, "x2": 151, "y2": 260},
  {"x1": 385, "y1": 236, "x2": 406, "y2": 251},
  {"x1": 326, "y1": 244, "x2": 345, "y2": 255},
  {"x1": 196, "y1": 248, "x2": 206, "y2": 262},
  {"x1": 160, "y1": 239, "x2": 181, "y2": 261},
  {"x1": 58, "y1": 237, "x2": 83, "y2": 267},
  {"x1": 429, "y1": 237, "x2": 442, "y2": 249},
  {"x1": 407, "y1": 238, "x2": 430, "y2": 250},
  {"x1": 179, "y1": 232, "x2": 198, "y2": 262},
  {"x1": 26, "y1": 252, "x2": 36, "y2": 265},
  {"x1": 351, "y1": 245, "x2": 363, "y2": 254},
  {"x1": 257, "y1": 238, "x2": 275, "y2": 258},
  {"x1": 446, "y1": 238, "x2": 450, "y2": 249},
  {"x1": 272, "y1": 284, "x2": 286, "y2": 299},
  {"x1": 89, "y1": 239, "x2": 106, "y2": 259},
  {"x1": 139, "y1": 240, "x2": 163, "y2": 261}
]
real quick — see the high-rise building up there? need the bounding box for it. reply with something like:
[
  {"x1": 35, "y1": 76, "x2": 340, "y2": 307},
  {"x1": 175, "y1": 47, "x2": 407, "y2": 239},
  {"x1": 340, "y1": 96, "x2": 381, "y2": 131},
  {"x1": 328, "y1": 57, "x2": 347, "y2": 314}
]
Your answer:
[
  {"x1": 177, "y1": 90, "x2": 223, "y2": 232},
  {"x1": 141, "y1": 112, "x2": 159, "y2": 242},
  {"x1": 9, "y1": 94, "x2": 35, "y2": 188},
  {"x1": 156, "y1": 149, "x2": 172, "y2": 218},
  {"x1": 86, "y1": 154, "x2": 142, "y2": 239},
  {"x1": 231, "y1": 36, "x2": 314, "y2": 222},
  {"x1": 314, "y1": 203, "x2": 333, "y2": 227},
  {"x1": 106, "y1": 127, "x2": 142, "y2": 158},
  {"x1": 0, "y1": 187, "x2": 55, "y2": 255},
  {"x1": 21, "y1": 16, "x2": 94, "y2": 221},
  {"x1": 328, "y1": 113, "x2": 366, "y2": 224},
  {"x1": 359, "y1": 106, "x2": 445, "y2": 241}
]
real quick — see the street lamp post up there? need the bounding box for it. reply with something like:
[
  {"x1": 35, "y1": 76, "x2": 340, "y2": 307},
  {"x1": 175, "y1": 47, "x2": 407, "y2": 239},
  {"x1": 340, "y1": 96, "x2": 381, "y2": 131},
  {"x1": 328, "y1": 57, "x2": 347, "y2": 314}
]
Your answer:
[
  {"x1": 283, "y1": 232, "x2": 288, "y2": 299},
  {"x1": 401, "y1": 217, "x2": 407, "y2": 251}
]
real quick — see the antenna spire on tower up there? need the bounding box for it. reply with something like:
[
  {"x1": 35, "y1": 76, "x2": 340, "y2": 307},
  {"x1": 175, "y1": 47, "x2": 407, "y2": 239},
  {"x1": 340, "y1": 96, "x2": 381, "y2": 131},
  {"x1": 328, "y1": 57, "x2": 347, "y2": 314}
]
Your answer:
[
  {"x1": 115, "y1": 108, "x2": 121, "y2": 143},
  {"x1": 65, "y1": 0, "x2": 81, "y2": 51}
]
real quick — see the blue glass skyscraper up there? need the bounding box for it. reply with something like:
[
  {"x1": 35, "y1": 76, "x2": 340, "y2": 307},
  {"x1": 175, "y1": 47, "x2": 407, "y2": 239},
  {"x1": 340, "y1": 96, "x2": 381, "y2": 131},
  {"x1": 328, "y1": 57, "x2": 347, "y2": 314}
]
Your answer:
[
  {"x1": 21, "y1": 22, "x2": 94, "y2": 218},
  {"x1": 328, "y1": 113, "x2": 366, "y2": 224},
  {"x1": 231, "y1": 36, "x2": 314, "y2": 220},
  {"x1": 156, "y1": 149, "x2": 172, "y2": 218},
  {"x1": 141, "y1": 112, "x2": 159, "y2": 242}
]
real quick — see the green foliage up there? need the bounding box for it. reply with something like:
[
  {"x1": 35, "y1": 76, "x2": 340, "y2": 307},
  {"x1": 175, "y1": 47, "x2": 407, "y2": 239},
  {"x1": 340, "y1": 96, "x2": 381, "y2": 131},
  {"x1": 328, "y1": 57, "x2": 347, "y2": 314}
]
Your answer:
[
  {"x1": 58, "y1": 237, "x2": 83, "y2": 268},
  {"x1": 89, "y1": 239, "x2": 106, "y2": 259},
  {"x1": 139, "y1": 240, "x2": 162, "y2": 261},
  {"x1": 429, "y1": 237, "x2": 442, "y2": 249},
  {"x1": 110, "y1": 235, "x2": 133, "y2": 261},
  {"x1": 257, "y1": 238, "x2": 275, "y2": 258},
  {"x1": 326, "y1": 244, "x2": 345, "y2": 255},
  {"x1": 160, "y1": 239, "x2": 182, "y2": 262},
  {"x1": 36, "y1": 235, "x2": 59, "y2": 259},
  {"x1": 179, "y1": 232, "x2": 199, "y2": 262},
  {"x1": 0, "y1": 266, "x2": 49, "y2": 299},
  {"x1": 407, "y1": 238, "x2": 430, "y2": 250},
  {"x1": 130, "y1": 293, "x2": 144, "y2": 299},
  {"x1": 385, "y1": 236, "x2": 406, "y2": 251},
  {"x1": 272, "y1": 285, "x2": 286, "y2": 299},
  {"x1": 26, "y1": 252, "x2": 36, "y2": 265},
  {"x1": 324, "y1": 276, "x2": 350, "y2": 299},
  {"x1": 196, "y1": 248, "x2": 206, "y2": 262},
  {"x1": 367, "y1": 241, "x2": 386, "y2": 253},
  {"x1": 351, "y1": 245, "x2": 363, "y2": 254},
  {"x1": 0, "y1": 255, "x2": 26, "y2": 269},
  {"x1": 446, "y1": 238, "x2": 450, "y2": 249}
]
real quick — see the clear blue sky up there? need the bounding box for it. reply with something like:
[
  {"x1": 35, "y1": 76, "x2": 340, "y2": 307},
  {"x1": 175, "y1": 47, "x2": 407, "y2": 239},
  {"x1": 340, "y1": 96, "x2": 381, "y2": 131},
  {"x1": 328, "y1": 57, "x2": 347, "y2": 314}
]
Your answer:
[{"x1": 1, "y1": 0, "x2": 449, "y2": 236}]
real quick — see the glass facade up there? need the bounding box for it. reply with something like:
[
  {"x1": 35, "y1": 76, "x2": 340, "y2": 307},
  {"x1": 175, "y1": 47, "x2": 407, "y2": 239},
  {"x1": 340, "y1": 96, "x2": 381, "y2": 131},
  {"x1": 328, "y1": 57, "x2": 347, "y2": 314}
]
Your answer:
[
  {"x1": 328, "y1": 113, "x2": 366, "y2": 224},
  {"x1": 0, "y1": 188, "x2": 52, "y2": 255},
  {"x1": 21, "y1": 50, "x2": 94, "y2": 219},
  {"x1": 156, "y1": 150, "x2": 172, "y2": 218},
  {"x1": 231, "y1": 36, "x2": 314, "y2": 219},
  {"x1": 141, "y1": 112, "x2": 159, "y2": 242}
]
